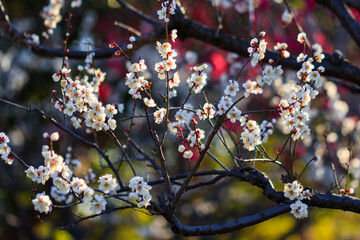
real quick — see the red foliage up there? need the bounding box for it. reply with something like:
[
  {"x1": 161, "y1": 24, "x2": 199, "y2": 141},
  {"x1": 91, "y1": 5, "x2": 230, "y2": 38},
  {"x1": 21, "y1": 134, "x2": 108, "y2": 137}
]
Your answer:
[
  {"x1": 209, "y1": 52, "x2": 228, "y2": 80},
  {"x1": 99, "y1": 82, "x2": 112, "y2": 103}
]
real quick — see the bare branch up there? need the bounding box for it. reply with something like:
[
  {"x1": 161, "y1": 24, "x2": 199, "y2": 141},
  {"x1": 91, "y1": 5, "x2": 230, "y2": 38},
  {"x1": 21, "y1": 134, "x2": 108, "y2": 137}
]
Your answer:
[
  {"x1": 31, "y1": 28, "x2": 165, "y2": 59},
  {"x1": 165, "y1": 191, "x2": 360, "y2": 236},
  {"x1": 114, "y1": 21, "x2": 142, "y2": 37},
  {"x1": 186, "y1": 175, "x2": 226, "y2": 190},
  {"x1": 60, "y1": 206, "x2": 132, "y2": 230},
  {"x1": 316, "y1": 0, "x2": 360, "y2": 48},
  {"x1": 309, "y1": 192, "x2": 360, "y2": 213},
  {"x1": 344, "y1": 0, "x2": 360, "y2": 10},
  {"x1": 1, "y1": 2, "x2": 360, "y2": 87},
  {"x1": 169, "y1": 7, "x2": 360, "y2": 87},
  {"x1": 166, "y1": 203, "x2": 291, "y2": 236},
  {"x1": 115, "y1": 0, "x2": 163, "y2": 27}
]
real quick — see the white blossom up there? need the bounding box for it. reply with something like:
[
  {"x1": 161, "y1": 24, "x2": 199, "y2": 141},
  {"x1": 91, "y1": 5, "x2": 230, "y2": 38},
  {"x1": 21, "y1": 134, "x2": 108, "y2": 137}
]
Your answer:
[{"x1": 32, "y1": 192, "x2": 52, "y2": 214}]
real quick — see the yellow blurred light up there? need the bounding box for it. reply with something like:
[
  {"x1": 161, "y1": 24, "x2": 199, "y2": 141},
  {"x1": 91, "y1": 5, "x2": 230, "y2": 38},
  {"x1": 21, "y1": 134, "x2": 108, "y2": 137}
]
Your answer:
[{"x1": 108, "y1": 0, "x2": 120, "y2": 8}]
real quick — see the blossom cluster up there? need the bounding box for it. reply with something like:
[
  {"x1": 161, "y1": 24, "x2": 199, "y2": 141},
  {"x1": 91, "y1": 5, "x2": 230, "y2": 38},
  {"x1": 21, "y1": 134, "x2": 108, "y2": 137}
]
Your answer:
[
  {"x1": 154, "y1": 30, "x2": 179, "y2": 91},
  {"x1": 177, "y1": 117, "x2": 207, "y2": 159},
  {"x1": 125, "y1": 59, "x2": 149, "y2": 100},
  {"x1": 284, "y1": 181, "x2": 313, "y2": 219},
  {"x1": 152, "y1": 33, "x2": 180, "y2": 124},
  {"x1": 157, "y1": 0, "x2": 177, "y2": 22},
  {"x1": 243, "y1": 62, "x2": 283, "y2": 98},
  {"x1": 90, "y1": 194, "x2": 107, "y2": 214},
  {"x1": 260, "y1": 119, "x2": 276, "y2": 143},
  {"x1": 40, "y1": 0, "x2": 82, "y2": 37},
  {"x1": 274, "y1": 42, "x2": 290, "y2": 58},
  {"x1": 32, "y1": 192, "x2": 53, "y2": 214},
  {"x1": 71, "y1": 0, "x2": 82, "y2": 8},
  {"x1": 186, "y1": 64, "x2": 208, "y2": 94},
  {"x1": 187, "y1": 127, "x2": 205, "y2": 148},
  {"x1": 155, "y1": 35, "x2": 179, "y2": 83},
  {"x1": 129, "y1": 176, "x2": 152, "y2": 208},
  {"x1": 247, "y1": 31, "x2": 267, "y2": 67},
  {"x1": 217, "y1": 80, "x2": 239, "y2": 114},
  {"x1": 240, "y1": 120, "x2": 262, "y2": 151},
  {"x1": 242, "y1": 79, "x2": 263, "y2": 97},
  {"x1": 40, "y1": 0, "x2": 64, "y2": 36},
  {"x1": 173, "y1": 105, "x2": 194, "y2": 127},
  {"x1": 277, "y1": 33, "x2": 325, "y2": 140},
  {"x1": 52, "y1": 53, "x2": 118, "y2": 131},
  {"x1": 23, "y1": 132, "x2": 114, "y2": 215},
  {"x1": 0, "y1": 132, "x2": 13, "y2": 165},
  {"x1": 196, "y1": 103, "x2": 216, "y2": 120},
  {"x1": 214, "y1": 78, "x2": 265, "y2": 152},
  {"x1": 262, "y1": 64, "x2": 283, "y2": 86},
  {"x1": 281, "y1": 9, "x2": 293, "y2": 24},
  {"x1": 98, "y1": 174, "x2": 118, "y2": 194},
  {"x1": 278, "y1": 84, "x2": 313, "y2": 141}
]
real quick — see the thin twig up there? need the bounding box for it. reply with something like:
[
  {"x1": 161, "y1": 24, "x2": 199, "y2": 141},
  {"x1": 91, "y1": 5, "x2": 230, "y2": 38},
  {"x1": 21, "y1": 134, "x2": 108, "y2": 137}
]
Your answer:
[
  {"x1": 324, "y1": 135, "x2": 340, "y2": 193},
  {"x1": 60, "y1": 206, "x2": 132, "y2": 229},
  {"x1": 114, "y1": 21, "x2": 142, "y2": 37},
  {"x1": 115, "y1": 0, "x2": 163, "y2": 27}
]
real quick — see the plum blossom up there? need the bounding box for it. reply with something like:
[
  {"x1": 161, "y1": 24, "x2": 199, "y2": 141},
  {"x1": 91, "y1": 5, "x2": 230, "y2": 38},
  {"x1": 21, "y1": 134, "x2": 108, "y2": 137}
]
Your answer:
[
  {"x1": 284, "y1": 180, "x2": 303, "y2": 200},
  {"x1": 91, "y1": 194, "x2": 107, "y2": 214},
  {"x1": 32, "y1": 192, "x2": 52, "y2": 214},
  {"x1": 98, "y1": 174, "x2": 118, "y2": 194},
  {"x1": 0, "y1": 132, "x2": 13, "y2": 165},
  {"x1": 154, "y1": 108, "x2": 167, "y2": 124},
  {"x1": 129, "y1": 176, "x2": 152, "y2": 208},
  {"x1": 290, "y1": 200, "x2": 308, "y2": 219}
]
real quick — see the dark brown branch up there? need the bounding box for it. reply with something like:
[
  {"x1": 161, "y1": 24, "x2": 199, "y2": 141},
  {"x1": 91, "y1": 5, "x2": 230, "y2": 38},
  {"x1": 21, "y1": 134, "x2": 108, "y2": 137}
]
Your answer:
[
  {"x1": 60, "y1": 206, "x2": 132, "y2": 230},
  {"x1": 344, "y1": 0, "x2": 360, "y2": 10},
  {"x1": 121, "y1": 130, "x2": 163, "y2": 173},
  {"x1": 167, "y1": 192, "x2": 360, "y2": 236},
  {"x1": 316, "y1": 0, "x2": 360, "y2": 48},
  {"x1": 309, "y1": 192, "x2": 360, "y2": 213},
  {"x1": 167, "y1": 203, "x2": 291, "y2": 236},
  {"x1": 30, "y1": 28, "x2": 165, "y2": 59},
  {"x1": 171, "y1": 114, "x2": 227, "y2": 208},
  {"x1": 0, "y1": 2, "x2": 165, "y2": 59},
  {"x1": 114, "y1": 21, "x2": 142, "y2": 37},
  {"x1": 115, "y1": 0, "x2": 163, "y2": 27},
  {"x1": 169, "y1": 7, "x2": 360, "y2": 87},
  {"x1": 2, "y1": 2, "x2": 360, "y2": 87},
  {"x1": 186, "y1": 175, "x2": 225, "y2": 190},
  {"x1": 149, "y1": 168, "x2": 284, "y2": 203}
]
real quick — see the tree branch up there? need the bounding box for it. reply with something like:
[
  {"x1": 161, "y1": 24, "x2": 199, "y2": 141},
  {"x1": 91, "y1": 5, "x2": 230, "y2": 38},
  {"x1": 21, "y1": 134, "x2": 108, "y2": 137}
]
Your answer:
[
  {"x1": 115, "y1": 0, "x2": 163, "y2": 27},
  {"x1": 316, "y1": 0, "x2": 360, "y2": 48},
  {"x1": 60, "y1": 206, "x2": 132, "y2": 230},
  {"x1": 30, "y1": 28, "x2": 165, "y2": 59},
  {"x1": 309, "y1": 192, "x2": 360, "y2": 213},
  {"x1": 169, "y1": 7, "x2": 360, "y2": 87},
  {"x1": 2, "y1": 2, "x2": 360, "y2": 87},
  {"x1": 167, "y1": 203, "x2": 291, "y2": 236},
  {"x1": 344, "y1": 0, "x2": 360, "y2": 11}
]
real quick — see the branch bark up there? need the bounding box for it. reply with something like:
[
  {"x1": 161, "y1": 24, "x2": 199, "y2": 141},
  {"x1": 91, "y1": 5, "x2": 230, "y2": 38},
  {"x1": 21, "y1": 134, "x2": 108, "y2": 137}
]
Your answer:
[
  {"x1": 169, "y1": 8, "x2": 360, "y2": 87},
  {"x1": 1, "y1": 2, "x2": 360, "y2": 87},
  {"x1": 344, "y1": 0, "x2": 360, "y2": 11},
  {"x1": 167, "y1": 203, "x2": 291, "y2": 236},
  {"x1": 316, "y1": 0, "x2": 360, "y2": 48}
]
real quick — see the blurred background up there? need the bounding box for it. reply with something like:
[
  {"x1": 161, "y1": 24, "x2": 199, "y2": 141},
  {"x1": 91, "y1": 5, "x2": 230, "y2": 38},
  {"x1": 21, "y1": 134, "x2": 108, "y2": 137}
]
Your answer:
[{"x1": 1, "y1": 0, "x2": 360, "y2": 239}]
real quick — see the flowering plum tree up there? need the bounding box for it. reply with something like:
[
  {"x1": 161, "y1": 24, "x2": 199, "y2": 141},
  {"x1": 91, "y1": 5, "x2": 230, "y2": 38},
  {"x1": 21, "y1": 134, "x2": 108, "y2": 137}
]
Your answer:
[{"x1": 1, "y1": 0, "x2": 360, "y2": 238}]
